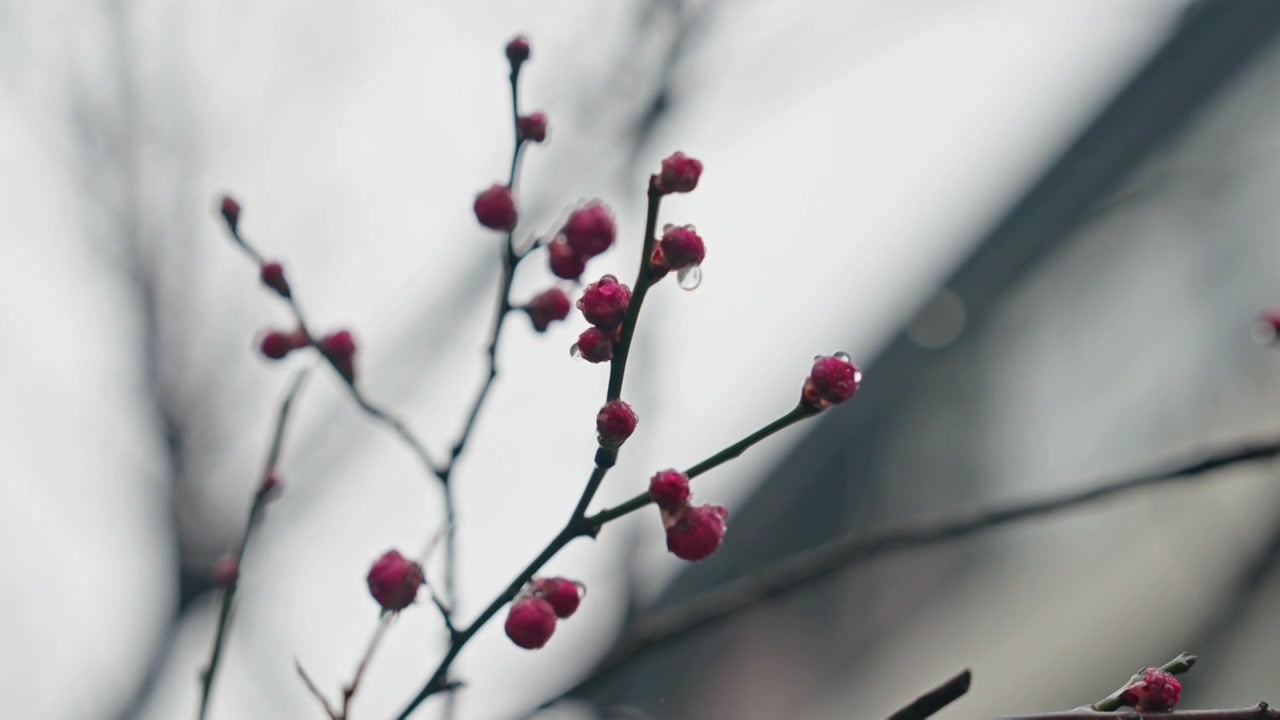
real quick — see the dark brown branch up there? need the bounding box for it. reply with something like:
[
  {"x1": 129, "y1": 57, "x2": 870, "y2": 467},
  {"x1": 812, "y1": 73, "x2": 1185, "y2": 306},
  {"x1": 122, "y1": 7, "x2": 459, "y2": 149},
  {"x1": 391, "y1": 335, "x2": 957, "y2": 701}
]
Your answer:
[
  {"x1": 997, "y1": 706, "x2": 1277, "y2": 720},
  {"x1": 198, "y1": 368, "x2": 312, "y2": 720},
  {"x1": 553, "y1": 439, "x2": 1280, "y2": 703},
  {"x1": 885, "y1": 669, "x2": 972, "y2": 720}
]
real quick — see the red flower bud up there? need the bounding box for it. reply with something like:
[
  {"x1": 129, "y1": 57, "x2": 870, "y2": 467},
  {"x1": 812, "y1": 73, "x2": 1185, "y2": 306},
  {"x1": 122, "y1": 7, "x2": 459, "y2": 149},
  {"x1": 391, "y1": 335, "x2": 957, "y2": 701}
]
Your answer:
[
  {"x1": 573, "y1": 327, "x2": 614, "y2": 364},
  {"x1": 504, "y1": 597, "x2": 557, "y2": 649},
  {"x1": 596, "y1": 399, "x2": 638, "y2": 448},
  {"x1": 526, "y1": 287, "x2": 571, "y2": 332},
  {"x1": 548, "y1": 238, "x2": 587, "y2": 281},
  {"x1": 577, "y1": 275, "x2": 632, "y2": 330},
  {"x1": 649, "y1": 469, "x2": 690, "y2": 511},
  {"x1": 802, "y1": 353, "x2": 861, "y2": 409},
  {"x1": 652, "y1": 225, "x2": 705, "y2": 271},
  {"x1": 219, "y1": 195, "x2": 241, "y2": 232},
  {"x1": 319, "y1": 330, "x2": 357, "y2": 384},
  {"x1": 665, "y1": 504, "x2": 728, "y2": 562},
  {"x1": 259, "y1": 327, "x2": 307, "y2": 360},
  {"x1": 657, "y1": 151, "x2": 703, "y2": 194},
  {"x1": 474, "y1": 184, "x2": 517, "y2": 232},
  {"x1": 366, "y1": 549, "x2": 424, "y2": 612},
  {"x1": 518, "y1": 112, "x2": 548, "y2": 143},
  {"x1": 530, "y1": 577, "x2": 583, "y2": 619},
  {"x1": 1119, "y1": 668, "x2": 1182, "y2": 712},
  {"x1": 562, "y1": 202, "x2": 616, "y2": 258},
  {"x1": 212, "y1": 553, "x2": 240, "y2": 586},
  {"x1": 505, "y1": 35, "x2": 531, "y2": 71},
  {"x1": 259, "y1": 261, "x2": 290, "y2": 298}
]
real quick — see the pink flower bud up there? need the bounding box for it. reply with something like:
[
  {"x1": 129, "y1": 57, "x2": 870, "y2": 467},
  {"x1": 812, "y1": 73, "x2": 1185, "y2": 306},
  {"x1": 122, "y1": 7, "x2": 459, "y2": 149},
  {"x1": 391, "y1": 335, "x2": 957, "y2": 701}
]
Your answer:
[
  {"x1": 474, "y1": 184, "x2": 517, "y2": 232},
  {"x1": 596, "y1": 399, "x2": 638, "y2": 448},
  {"x1": 366, "y1": 549, "x2": 424, "y2": 612},
  {"x1": 574, "y1": 327, "x2": 614, "y2": 364},
  {"x1": 259, "y1": 261, "x2": 290, "y2": 298},
  {"x1": 530, "y1": 577, "x2": 583, "y2": 619},
  {"x1": 504, "y1": 597, "x2": 557, "y2": 649},
  {"x1": 649, "y1": 469, "x2": 690, "y2": 511},
  {"x1": 652, "y1": 225, "x2": 705, "y2": 271},
  {"x1": 548, "y1": 238, "x2": 587, "y2": 281},
  {"x1": 212, "y1": 553, "x2": 240, "y2": 586},
  {"x1": 259, "y1": 328, "x2": 307, "y2": 360},
  {"x1": 665, "y1": 504, "x2": 728, "y2": 562},
  {"x1": 518, "y1": 112, "x2": 548, "y2": 143},
  {"x1": 320, "y1": 330, "x2": 357, "y2": 384},
  {"x1": 562, "y1": 202, "x2": 616, "y2": 258},
  {"x1": 657, "y1": 152, "x2": 703, "y2": 194},
  {"x1": 577, "y1": 275, "x2": 632, "y2": 330},
  {"x1": 526, "y1": 287, "x2": 571, "y2": 332},
  {"x1": 505, "y1": 36, "x2": 531, "y2": 71},
  {"x1": 1119, "y1": 668, "x2": 1182, "y2": 712},
  {"x1": 219, "y1": 195, "x2": 241, "y2": 232},
  {"x1": 802, "y1": 353, "x2": 861, "y2": 408}
]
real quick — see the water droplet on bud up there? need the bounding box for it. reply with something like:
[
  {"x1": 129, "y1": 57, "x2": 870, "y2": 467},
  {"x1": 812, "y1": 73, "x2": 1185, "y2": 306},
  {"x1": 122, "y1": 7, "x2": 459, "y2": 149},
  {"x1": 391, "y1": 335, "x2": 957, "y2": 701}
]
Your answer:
[
  {"x1": 677, "y1": 265, "x2": 702, "y2": 291},
  {"x1": 570, "y1": 342, "x2": 581, "y2": 358},
  {"x1": 834, "y1": 351, "x2": 852, "y2": 363}
]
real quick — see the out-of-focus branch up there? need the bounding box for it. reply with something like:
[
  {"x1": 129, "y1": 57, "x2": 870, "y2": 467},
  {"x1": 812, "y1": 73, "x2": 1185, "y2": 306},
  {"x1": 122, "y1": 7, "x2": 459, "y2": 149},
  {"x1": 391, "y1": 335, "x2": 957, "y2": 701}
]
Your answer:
[
  {"x1": 885, "y1": 669, "x2": 972, "y2": 720},
  {"x1": 998, "y1": 707, "x2": 1279, "y2": 720},
  {"x1": 545, "y1": 439, "x2": 1280, "y2": 706},
  {"x1": 197, "y1": 367, "x2": 312, "y2": 720}
]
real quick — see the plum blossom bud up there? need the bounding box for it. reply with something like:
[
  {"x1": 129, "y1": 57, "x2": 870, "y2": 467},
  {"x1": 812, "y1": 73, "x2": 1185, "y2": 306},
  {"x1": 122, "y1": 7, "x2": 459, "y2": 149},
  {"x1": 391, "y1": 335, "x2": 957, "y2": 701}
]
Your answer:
[
  {"x1": 802, "y1": 353, "x2": 861, "y2": 409},
  {"x1": 657, "y1": 152, "x2": 703, "y2": 194},
  {"x1": 526, "y1": 287, "x2": 571, "y2": 332},
  {"x1": 474, "y1": 184, "x2": 517, "y2": 231},
  {"x1": 505, "y1": 36, "x2": 531, "y2": 72},
  {"x1": 504, "y1": 597, "x2": 557, "y2": 649},
  {"x1": 548, "y1": 238, "x2": 587, "y2": 281},
  {"x1": 219, "y1": 195, "x2": 241, "y2": 232},
  {"x1": 319, "y1": 330, "x2": 357, "y2": 384},
  {"x1": 649, "y1": 469, "x2": 690, "y2": 511},
  {"x1": 366, "y1": 550, "x2": 424, "y2": 612},
  {"x1": 259, "y1": 261, "x2": 290, "y2": 298},
  {"x1": 259, "y1": 327, "x2": 307, "y2": 360},
  {"x1": 530, "y1": 577, "x2": 583, "y2": 619},
  {"x1": 1119, "y1": 668, "x2": 1182, "y2": 712},
  {"x1": 212, "y1": 553, "x2": 240, "y2": 586},
  {"x1": 574, "y1": 327, "x2": 614, "y2": 364},
  {"x1": 652, "y1": 225, "x2": 705, "y2": 271},
  {"x1": 596, "y1": 399, "x2": 638, "y2": 448},
  {"x1": 562, "y1": 202, "x2": 616, "y2": 258},
  {"x1": 577, "y1": 275, "x2": 632, "y2": 330},
  {"x1": 665, "y1": 504, "x2": 728, "y2": 562},
  {"x1": 518, "y1": 112, "x2": 548, "y2": 143}
]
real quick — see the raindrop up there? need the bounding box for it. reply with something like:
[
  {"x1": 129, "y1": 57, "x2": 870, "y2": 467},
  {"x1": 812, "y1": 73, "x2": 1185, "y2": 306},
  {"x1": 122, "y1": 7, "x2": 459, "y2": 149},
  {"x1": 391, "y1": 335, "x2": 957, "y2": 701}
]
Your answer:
[
  {"x1": 834, "y1": 351, "x2": 852, "y2": 363},
  {"x1": 573, "y1": 580, "x2": 588, "y2": 598},
  {"x1": 569, "y1": 342, "x2": 581, "y2": 358},
  {"x1": 677, "y1": 265, "x2": 702, "y2": 291},
  {"x1": 853, "y1": 369, "x2": 864, "y2": 383}
]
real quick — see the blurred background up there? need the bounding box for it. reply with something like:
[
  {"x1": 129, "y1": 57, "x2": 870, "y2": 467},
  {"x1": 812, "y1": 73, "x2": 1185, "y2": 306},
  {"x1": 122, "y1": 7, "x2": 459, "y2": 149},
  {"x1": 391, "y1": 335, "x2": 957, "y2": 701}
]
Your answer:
[{"x1": 3, "y1": 0, "x2": 1280, "y2": 718}]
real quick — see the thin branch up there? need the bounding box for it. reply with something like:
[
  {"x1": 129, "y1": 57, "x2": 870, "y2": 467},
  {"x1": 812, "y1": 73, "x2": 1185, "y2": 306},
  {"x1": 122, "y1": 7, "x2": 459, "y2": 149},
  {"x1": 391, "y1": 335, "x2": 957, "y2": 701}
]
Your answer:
[
  {"x1": 996, "y1": 706, "x2": 1278, "y2": 720},
  {"x1": 549, "y1": 439, "x2": 1280, "y2": 704},
  {"x1": 604, "y1": 178, "x2": 663, "y2": 403},
  {"x1": 339, "y1": 613, "x2": 396, "y2": 719},
  {"x1": 197, "y1": 367, "x2": 312, "y2": 720},
  {"x1": 295, "y1": 660, "x2": 339, "y2": 720},
  {"x1": 393, "y1": 403, "x2": 823, "y2": 719},
  {"x1": 1091, "y1": 654, "x2": 1196, "y2": 712},
  {"x1": 885, "y1": 669, "x2": 972, "y2": 720}
]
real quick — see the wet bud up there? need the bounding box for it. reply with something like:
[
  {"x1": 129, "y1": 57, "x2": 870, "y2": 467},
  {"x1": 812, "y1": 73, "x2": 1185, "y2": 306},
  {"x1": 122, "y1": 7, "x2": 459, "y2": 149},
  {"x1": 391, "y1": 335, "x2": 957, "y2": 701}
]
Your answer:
[
  {"x1": 561, "y1": 202, "x2": 616, "y2": 259},
  {"x1": 653, "y1": 225, "x2": 705, "y2": 271},
  {"x1": 577, "y1": 274, "x2": 632, "y2": 330},
  {"x1": 573, "y1": 327, "x2": 614, "y2": 364},
  {"x1": 596, "y1": 399, "x2": 638, "y2": 448},
  {"x1": 657, "y1": 152, "x2": 703, "y2": 194},
  {"x1": 366, "y1": 549, "x2": 424, "y2": 612},
  {"x1": 802, "y1": 353, "x2": 861, "y2": 409},
  {"x1": 649, "y1": 469, "x2": 690, "y2": 511},
  {"x1": 530, "y1": 577, "x2": 584, "y2": 619},
  {"x1": 526, "y1": 287, "x2": 572, "y2": 332},
  {"x1": 1119, "y1": 668, "x2": 1182, "y2": 712},
  {"x1": 548, "y1": 238, "x2": 587, "y2": 281},
  {"x1": 518, "y1": 112, "x2": 548, "y2": 143},
  {"x1": 474, "y1": 184, "x2": 517, "y2": 232},
  {"x1": 504, "y1": 597, "x2": 557, "y2": 649},
  {"x1": 665, "y1": 504, "x2": 728, "y2": 562}
]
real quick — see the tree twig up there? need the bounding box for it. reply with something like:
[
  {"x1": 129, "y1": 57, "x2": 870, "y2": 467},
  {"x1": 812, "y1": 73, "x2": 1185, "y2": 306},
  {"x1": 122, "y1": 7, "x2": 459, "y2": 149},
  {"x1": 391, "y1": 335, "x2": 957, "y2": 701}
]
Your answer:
[
  {"x1": 339, "y1": 613, "x2": 396, "y2": 719},
  {"x1": 544, "y1": 439, "x2": 1280, "y2": 706},
  {"x1": 885, "y1": 669, "x2": 972, "y2": 720},
  {"x1": 996, "y1": 705, "x2": 1278, "y2": 719},
  {"x1": 295, "y1": 660, "x2": 339, "y2": 720},
  {"x1": 197, "y1": 367, "x2": 312, "y2": 720}
]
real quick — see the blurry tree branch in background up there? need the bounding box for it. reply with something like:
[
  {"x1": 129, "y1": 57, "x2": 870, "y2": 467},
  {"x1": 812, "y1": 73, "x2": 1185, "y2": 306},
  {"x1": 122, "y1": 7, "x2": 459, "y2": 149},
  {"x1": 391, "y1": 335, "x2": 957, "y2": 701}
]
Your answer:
[{"x1": 885, "y1": 669, "x2": 972, "y2": 720}]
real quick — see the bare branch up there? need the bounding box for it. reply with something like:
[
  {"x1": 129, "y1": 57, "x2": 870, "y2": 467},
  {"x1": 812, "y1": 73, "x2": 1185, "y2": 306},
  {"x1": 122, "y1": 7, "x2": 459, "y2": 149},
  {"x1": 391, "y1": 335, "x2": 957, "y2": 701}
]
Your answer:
[
  {"x1": 294, "y1": 660, "x2": 339, "y2": 720},
  {"x1": 885, "y1": 669, "x2": 972, "y2": 720}
]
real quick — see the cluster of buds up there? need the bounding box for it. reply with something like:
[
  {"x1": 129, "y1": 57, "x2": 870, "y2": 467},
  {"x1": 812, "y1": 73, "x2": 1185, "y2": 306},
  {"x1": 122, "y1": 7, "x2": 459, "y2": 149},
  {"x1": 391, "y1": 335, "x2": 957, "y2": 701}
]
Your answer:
[
  {"x1": 571, "y1": 275, "x2": 632, "y2": 363},
  {"x1": 504, "y1": 576, "x2": 585, "y2": 649},
  {"x1": 801, "y1": 352, "x2": 862, "y2": 410},
  {"x1": 549, "y1": 202, "x2": 617, "y2": 281},
  {"x1": 366, "y1": 549, "x2": 426, "y2": 612},
  {"x1": 1118, "y1": 668, "x2": 1182, "y2": 712},
  {"x1": 650, "y1": 470, "x2": 728, "y2": 562}
]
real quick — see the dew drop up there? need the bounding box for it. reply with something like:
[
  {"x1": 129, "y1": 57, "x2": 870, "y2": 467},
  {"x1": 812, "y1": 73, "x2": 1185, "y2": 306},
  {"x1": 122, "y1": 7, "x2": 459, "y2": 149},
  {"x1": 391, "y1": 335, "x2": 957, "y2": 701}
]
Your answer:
[
  {"x1": 853, "y1": 369, "x2": 864, "y2": 384},
  {"x1": 573, "y1": 580, "x2": 588, "y2": 598},
  {"x1": 677, "y1": 265, "x2": 702, "y2": 291},
  {"x1": 834, "y1": 351, "x2": 852, "y2": 363},
  {"x1": 569, "y1": 342, "x2": 581, "y2": 358}
]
